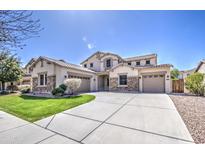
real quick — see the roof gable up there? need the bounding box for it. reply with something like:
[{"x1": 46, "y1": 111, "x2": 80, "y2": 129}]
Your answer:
[
  {"x1": 31, "y1": 56, "x2": 95, "y2": 74},
  {"x1": 195, "y1": 59, "x2": 205, "y2": 72}
]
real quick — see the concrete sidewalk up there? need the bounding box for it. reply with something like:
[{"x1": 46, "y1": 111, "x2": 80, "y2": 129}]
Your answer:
[{"x1": 0, "y1": 92, "x2": 194, "y2": 144}]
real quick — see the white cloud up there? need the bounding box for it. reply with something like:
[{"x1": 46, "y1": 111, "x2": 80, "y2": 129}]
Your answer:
[
  {"x1": 82, "y1": 36, "x2": 87, "y2": 42},
  {"x1": 87, "y1": 43, "x2": 95, "y2": 49},
  {"x1": 82, "y1": 36, "x2": 96, "y2": 50}
]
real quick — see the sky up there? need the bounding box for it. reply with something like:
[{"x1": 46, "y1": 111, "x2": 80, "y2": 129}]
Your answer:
[{"x1": 15, "y1": 10, "x2": 205, "y2": 70}]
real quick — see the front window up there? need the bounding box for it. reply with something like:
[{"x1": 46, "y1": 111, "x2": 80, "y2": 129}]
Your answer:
[
  {"x1": 90, "y1": 63, "x2": 93, "y2": 67},
  {"x1": 128, "y1": 62, "x2": 131, "y2": 66},
  {"x1": 119, "y1": 75, "x2": 127, "y2": 85},
  {"x1": 106, "y1": 59, "x2": 111, "y2": 68},
  {"x1": 84, "y1": 64, "x2": 87, "y2": 68},
  {"x1": 40, "y1": 60, "x2": 44, "y2": 67},
  {"x1": 136, "y1": 61, "x2": 140, "y2": 66},
  {"x1": 146, "y1": 60, "x2": 150, "y2": 65},
  {"x1": 39, "y1": 73, "x2": 47, "y2": 86}
]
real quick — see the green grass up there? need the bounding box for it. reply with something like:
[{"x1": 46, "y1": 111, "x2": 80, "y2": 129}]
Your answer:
[{"x1": 0, "y1": 94, "x2": 95, "y2": 122}]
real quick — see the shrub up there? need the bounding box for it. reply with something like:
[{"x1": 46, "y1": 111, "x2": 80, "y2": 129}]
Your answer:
[
  {"x1": 6, "y1": 85, "x2": 18, "y2": 92},
  {"x1": 0, "y1": 91, "x2": 9, "y2": 95},
  {"x1": 18, "y1": 85, "x2": 31, "y2": 93},
  {"x1": 171, "y1": 68, "x2": 180, "y2": 80},
  {"x1": 185, "y1": 73, "x2": 205, "y2": 96},
  {"x1": 52, "y1": 87, "x2": 65, "y2": 96},
  {"x1": 59, "y1": 84, "x2": 67, "y2": 91},
  {"x1": 64, "y1": 78, "x2": 81, "y2": 95}
]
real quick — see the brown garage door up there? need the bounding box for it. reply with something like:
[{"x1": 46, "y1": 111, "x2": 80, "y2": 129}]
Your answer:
[
  {"x1": 143, "y1": 74, "x2": 165, "y2": 93},
  {"x1": 68, "y1": 75, "x2": 90, "y2": 92}
]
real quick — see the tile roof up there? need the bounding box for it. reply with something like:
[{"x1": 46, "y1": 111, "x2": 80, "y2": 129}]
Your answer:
[
  {"x1": 39, "y1": 56, "x2": 96, "y2": 73},
  {"x1": 123, "y1": 53, "x2": 157, "y2": 61}
]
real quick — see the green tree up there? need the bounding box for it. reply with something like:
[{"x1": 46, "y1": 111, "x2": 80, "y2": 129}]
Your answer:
[
  {"x1": 0, "y1": 51, "x2": 23, "y2": 91},
  {"x1": 185, "y1": 73, "x2": 205, "y2": 96},
  {"x1": 171, "y1": 68, "x2": 180, "y2": 80}
]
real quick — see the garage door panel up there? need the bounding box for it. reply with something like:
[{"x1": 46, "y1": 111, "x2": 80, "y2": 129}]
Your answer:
[
  {"x1": 77, "y1": 78, "x2": 90, "y2": 92},
  {"x1": 68, "y1": 75, "x2": 90, "y2": 92},
  {"x1": 143, "y1": 75, "x2": 165, "y2": 93}
]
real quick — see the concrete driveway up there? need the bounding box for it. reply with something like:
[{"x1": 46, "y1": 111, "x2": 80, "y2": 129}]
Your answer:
[{"x1": 0, "y1": 92, "x2": 194, "y2": 144}]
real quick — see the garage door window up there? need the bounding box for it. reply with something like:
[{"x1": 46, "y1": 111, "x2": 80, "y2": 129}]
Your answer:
[{"x1": 119, "y1": 75, "x2": 127, "y2": 85}]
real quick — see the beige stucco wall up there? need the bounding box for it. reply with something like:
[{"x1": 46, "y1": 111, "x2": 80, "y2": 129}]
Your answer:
[
  {"x1": 129, "y1": 57, "x2": 157, "y2": 66},
  {"x1": 139, "y1": 67, "x2": 172, "y2": 93},
  {"x1": 198, "y1": 63, "x2": 205, "y2": 74},
  {"x1": 100, "y1": 55, "x2": 120, "y2": 72},
  {"x1": 31, "y1": 60, "x2": 55, "y2": 78},
  {"x1": 109, "y1": 65, "x2": 139, "y2": 78},
  {"x1": 81, "y1": 55, "x2": 101, "y2": 72}
]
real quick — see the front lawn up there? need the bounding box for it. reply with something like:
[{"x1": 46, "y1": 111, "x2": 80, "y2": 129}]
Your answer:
[{"x1": 0, "y1": 94, "x2": 95, "y2": 122}]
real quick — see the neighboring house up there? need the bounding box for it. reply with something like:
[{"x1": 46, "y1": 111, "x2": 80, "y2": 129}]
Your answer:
[
  {"x1": 195, "y1": 59, "x2": 205, "y2": 74},
  {"x1": 30, "y1": 56, "x2": 97, "y2": 93},
  {"x1": 0, "y1": 58, "x2": 36, "y2": 92},
  {"x1": 179, "y1": 68, "x2": 196, "y2": 79},
  {"x1": 18, "y1": 58, "x2": 37, "y2": 86}
]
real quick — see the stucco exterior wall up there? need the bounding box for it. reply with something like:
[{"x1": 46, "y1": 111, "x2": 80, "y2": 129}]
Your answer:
[
  {"x1": 129, "y1": 57, "x2": 157, "y2": 67},
  {"x1": 31, "y1": 60, "x2": 55, "y2": 78},
  {"x1": 198, "y1": 63, "x2": 205, "y2": 74},
  {"x1": 81, "y1": 55, "x2": 101, "y2": 72},
  {"x1": 109, "y1": 65, "x2": 139, "y2": 91},
  {"x1": 109, "y1": 65, "x2": 139, "y2": 78},
  {"x1": 100, "y1": 55, "x2": 120, "y2": 72}
]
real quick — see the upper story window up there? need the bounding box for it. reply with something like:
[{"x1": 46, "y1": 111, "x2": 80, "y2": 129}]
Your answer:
[
  {"x1": 128, "y1": 62, "x2": 131, "y2": 66},
  {"x1": 146, "y1": 60, "x2": 150, "y2": 65},
  {"x1": 119, "y1": 75, "x2": 127, "y2": 85},
  {"x1": 106, "y1": 59, "x2": 111, "y2": 68},
  {"x1": 40, "y1": 60, "x2": 44, "y2": 67},
  {"x1": 39, "y1": 73, "x2": 47, "y2": 86},
  {"x1": 84, "y1": 64, "x2": 87, "y2": 68},
  {"x1": 90, "y1": 63, "x2": 93, "y2": 68},
  {"x1": 136, "y1": 61, "x2": 140, "y2": 66}
]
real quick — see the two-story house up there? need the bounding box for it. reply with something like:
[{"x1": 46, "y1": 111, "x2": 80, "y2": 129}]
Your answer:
[
  {"x1": 29, "y1": 51, "x2": 172, "y2": 94},
  {"x1": 81, "y1": 51, "x2": 172, "y2": 93}
]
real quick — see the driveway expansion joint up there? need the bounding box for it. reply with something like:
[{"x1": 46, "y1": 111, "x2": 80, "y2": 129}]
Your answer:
[
  {"x1": 45, "y1": 115, "x2": 56, "y2": 129},
  {"x1": 104, "y1": 122, "x2": 194, "y2": 143},
  {"x1": 80, "y1": 95, "x2": 137, "y2": 142},
  {"x1": 0, "y1": 123, "x2": 30, "y2": 134},
  {"x1": 62, "y1": 112, "x2": 103, "y2": 123},
  {"x1": 35, "y1": 134, "x2": 56, "y2": 144}
]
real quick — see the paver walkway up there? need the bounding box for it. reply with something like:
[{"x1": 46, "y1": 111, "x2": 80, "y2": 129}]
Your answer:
[{"x1": 0, "y1": 92, "x2": 194, "y2": 144}]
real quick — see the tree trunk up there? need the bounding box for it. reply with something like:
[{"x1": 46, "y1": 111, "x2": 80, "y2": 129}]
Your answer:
[{"x1": 2, "y1": 81, "x2": 5, "y2": 91}]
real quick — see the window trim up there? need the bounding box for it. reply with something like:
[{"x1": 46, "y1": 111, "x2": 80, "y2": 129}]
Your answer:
[
  {"x1": 40, "y1": 60, "x2": 44, "y2": 67},
  {"x1": 118, "y1": 74, "x2": 128, "y2": 86},
  {"x1": 38, "y1": 72, "x2": 47, "y2": 86},
  {"x1": 145, "y1": 60, "x2": 151, "y2": 65},
  {"x1": 90, "y1": 63, "x2": 93, "y2": 68},
  {"x1": 136, "y1": 61, "x2": 140, "y2": 66},
  {"x1": 105, "y1": 58, "x2": 112, "y2": 68}
]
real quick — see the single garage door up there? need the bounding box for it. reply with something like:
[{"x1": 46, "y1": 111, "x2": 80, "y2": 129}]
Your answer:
[
  {"x1": 142, "y1": 74, "x2": 165, "y2": 93},
  {"x1": 68, "y1": 75, "x2": 91, "y2": 92}
]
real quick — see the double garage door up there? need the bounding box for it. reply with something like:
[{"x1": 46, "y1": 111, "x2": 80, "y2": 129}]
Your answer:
[
  {"x1": 68, "y1": 74, "x2": 90, "y2": 92},
  {"x1": 142, "y1": 74, "x2": 165, "y2": 93}
]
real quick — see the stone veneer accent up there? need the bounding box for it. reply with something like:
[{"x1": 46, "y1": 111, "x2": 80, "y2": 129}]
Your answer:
[
  {"x1": 109, "y1": 76, "x2": 139, "y2": 91},
  {"x1": 32, "y1": 75, "x2": 56, "y2": 93}
]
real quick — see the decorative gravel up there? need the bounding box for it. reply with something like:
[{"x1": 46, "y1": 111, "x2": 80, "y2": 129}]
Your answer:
[{"x1": 169, "y1": 94, "x2": 205, "y2": 144}]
